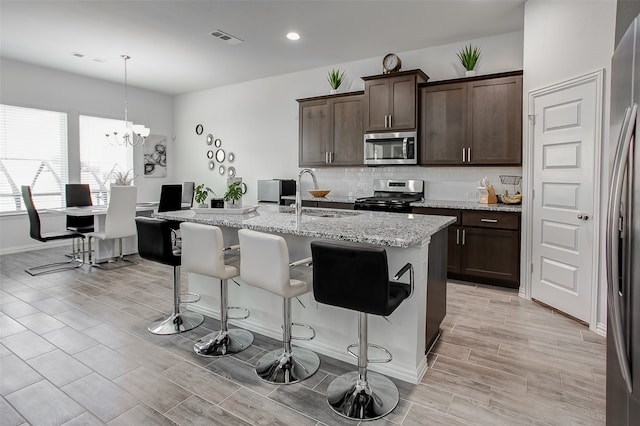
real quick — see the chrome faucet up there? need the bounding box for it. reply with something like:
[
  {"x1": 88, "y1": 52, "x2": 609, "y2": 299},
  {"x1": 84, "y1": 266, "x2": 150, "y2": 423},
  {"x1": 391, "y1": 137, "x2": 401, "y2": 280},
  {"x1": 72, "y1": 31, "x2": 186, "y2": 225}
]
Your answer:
[{"x1": 296, "y1": 168, "x2": 318, "y2": 224}]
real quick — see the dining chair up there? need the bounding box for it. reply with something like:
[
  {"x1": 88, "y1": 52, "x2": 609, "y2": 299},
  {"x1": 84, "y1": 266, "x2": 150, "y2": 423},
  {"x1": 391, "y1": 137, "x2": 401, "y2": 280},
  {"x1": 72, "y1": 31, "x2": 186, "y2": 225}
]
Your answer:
[
  {"x1": 65, "y1": 183, "x2": 94, "y2": 255},
  {"x1": 182, "y1": 181, "x2": 195, "y2": 209},
  {"x1": 87, "y1": 185, "x2": 137, "y2": 268},
  {"x1": 158, "y1": 184, "x2": 183, "y2": 213},
  {"x1": 21, "y1": 186, "x2": 85, "y2": 275}
]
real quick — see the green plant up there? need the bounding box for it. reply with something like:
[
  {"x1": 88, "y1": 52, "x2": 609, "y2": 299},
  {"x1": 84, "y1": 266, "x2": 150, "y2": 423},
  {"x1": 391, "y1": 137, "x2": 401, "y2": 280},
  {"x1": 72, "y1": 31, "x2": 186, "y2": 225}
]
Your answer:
[
  {"x1": 457, "y1": 44, "x2": 481, "y2": 71},
  {"x1": 223, "y1": 181, "x2": 243, "y2": 203},
  {"x1": 194, "y1": 184, "x2": 215, "y2": 204},
  {"x1": 327, "y1": 69, "x2": 345, "y2": 90}
]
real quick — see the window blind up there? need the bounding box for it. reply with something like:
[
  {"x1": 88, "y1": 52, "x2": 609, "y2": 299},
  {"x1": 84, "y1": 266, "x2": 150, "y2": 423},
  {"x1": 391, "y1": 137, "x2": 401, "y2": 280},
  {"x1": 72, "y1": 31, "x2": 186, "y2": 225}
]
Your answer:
[{"x1": 0, "y1": 104, "x2": 68, "y2": 212}]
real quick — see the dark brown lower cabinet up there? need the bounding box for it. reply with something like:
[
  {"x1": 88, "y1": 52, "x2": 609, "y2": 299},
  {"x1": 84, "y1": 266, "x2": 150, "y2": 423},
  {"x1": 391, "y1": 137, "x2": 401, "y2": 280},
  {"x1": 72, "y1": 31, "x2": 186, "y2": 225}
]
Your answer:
[{"x1": 413, "y1": 207, "x2": 521, "y2": 289}]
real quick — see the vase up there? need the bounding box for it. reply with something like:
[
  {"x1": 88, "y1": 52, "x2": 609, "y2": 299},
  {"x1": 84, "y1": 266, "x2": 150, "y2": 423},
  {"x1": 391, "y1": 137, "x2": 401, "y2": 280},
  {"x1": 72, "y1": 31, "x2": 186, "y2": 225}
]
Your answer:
[
  {"x1": 330, "y1": 89, "x2": 338, "y2": 95},
  {"x1": 465, "y1": 70, "x2": 477, "y2": 77},
  {"x1": 226, "y1": 199, "x2": 242, "y2": 208}
]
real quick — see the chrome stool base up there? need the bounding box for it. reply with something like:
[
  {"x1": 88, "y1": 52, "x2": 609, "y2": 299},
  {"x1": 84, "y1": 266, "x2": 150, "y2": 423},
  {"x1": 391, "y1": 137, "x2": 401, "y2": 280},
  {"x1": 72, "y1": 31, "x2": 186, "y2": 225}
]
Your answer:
[
  {"x1": 327, "y1": 371, "x2": 399, "y2": 421},
  {"x1": 255, "y1": 347, "x2": 320, "y2": 384},
  {"x1": 148, "y1": 311, "x2": 205, "y2": 335},
  {"x1": 194, "y1": 328, "x2": 254, "y2": 357}
]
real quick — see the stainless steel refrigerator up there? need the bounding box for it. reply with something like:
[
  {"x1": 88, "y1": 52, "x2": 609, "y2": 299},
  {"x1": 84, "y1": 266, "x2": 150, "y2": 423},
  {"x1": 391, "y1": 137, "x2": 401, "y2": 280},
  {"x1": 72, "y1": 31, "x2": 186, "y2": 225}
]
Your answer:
[{"x1": 607, "y1": 12, "x2": 640, "y2": 426}]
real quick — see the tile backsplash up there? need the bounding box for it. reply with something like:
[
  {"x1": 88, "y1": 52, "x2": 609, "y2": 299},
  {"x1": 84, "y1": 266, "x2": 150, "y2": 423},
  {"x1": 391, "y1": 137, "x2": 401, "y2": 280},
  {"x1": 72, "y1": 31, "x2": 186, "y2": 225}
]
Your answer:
[{"x1": 309, "y1": 166, "x2": 523, "y2": 201}]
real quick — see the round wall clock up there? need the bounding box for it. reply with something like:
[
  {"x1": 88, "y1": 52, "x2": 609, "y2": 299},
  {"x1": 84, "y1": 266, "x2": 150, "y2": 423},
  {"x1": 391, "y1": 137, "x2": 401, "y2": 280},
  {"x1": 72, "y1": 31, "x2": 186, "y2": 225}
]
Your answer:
[
  {"x1": 382, "y1": 53, "x2": 401, "y2": 74},
  {"x1": 195, "y1": 124, "x2": 203, "y2": 135}
]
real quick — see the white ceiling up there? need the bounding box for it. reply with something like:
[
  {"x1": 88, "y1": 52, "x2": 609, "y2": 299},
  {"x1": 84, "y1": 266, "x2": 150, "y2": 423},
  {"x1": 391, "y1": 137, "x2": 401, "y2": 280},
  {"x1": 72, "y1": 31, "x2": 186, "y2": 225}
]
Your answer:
[{"x1": 0, "y1": 0, "x2": 525, "y2": 96}]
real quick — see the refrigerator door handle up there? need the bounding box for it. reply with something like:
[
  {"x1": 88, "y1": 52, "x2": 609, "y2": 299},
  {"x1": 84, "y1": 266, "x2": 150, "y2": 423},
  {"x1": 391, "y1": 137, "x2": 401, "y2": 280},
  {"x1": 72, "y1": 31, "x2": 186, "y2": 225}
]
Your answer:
[{"x1": 606, "y1": 103, "x2": 637, "y2": 394}]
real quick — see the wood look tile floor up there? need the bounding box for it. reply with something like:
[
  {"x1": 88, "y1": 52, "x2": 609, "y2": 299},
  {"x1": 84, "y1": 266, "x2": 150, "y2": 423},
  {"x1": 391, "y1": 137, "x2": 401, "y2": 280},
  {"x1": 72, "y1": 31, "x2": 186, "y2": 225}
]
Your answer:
[{"x1": 0, "y1": 247, "x2": 606, "y2": 425}]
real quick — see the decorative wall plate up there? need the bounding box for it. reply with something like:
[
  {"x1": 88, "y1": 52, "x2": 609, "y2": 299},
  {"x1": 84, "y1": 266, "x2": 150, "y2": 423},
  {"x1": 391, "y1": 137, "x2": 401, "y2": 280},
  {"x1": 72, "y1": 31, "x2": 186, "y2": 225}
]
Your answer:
[
  {"x1": 208, "y1": 160, "x2": 215, "y2": 170},
  {"x1": 214, "y1": 138, "x2": 222, "y2": 148},
  {"x1": 228, "y1": 152, "x2": 235, "y2": 163},
  {"x1": 241, "y1": 182, "x2": 247, "y2": 194},
  {"x1": 207, "y1": 150, "x2": 214, "y2": 159},
  {"x1": 195, "y1": 124, "x2": 203, "y2": 135},
  {"x1": 227, "y1": 166, "x2": 236, "y2": 178},
  {"x1": 215, "y1": 149, "x2": 225, "y2": 162},
  {"x1": 206, "y1": 134, "x2": 213, "y2": 145},
  {"x1": 218, "y1": 165, "x2": 225, "y2": 175}
]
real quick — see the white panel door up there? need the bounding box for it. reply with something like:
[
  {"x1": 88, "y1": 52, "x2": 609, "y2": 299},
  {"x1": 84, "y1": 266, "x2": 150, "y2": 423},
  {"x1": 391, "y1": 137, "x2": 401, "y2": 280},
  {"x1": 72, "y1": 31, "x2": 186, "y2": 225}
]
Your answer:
[{"x1": 531, "y1": 77, "x2": 599, "y2": 323}]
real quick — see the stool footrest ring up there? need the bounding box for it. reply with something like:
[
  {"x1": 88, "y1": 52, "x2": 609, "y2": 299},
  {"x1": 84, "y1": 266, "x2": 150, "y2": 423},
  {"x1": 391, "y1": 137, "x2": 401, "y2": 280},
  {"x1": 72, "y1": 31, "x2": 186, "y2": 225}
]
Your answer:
[
  {"x1": 290, "y1": 322, "x2": 316, "y2": 341},
  {"x1": 179, "y1": 292, "x2": 201, "y2": 304},
  {"x1": 347, "y1": 343, "x2": 392, "y2": 364},
  {"x1": 227, "y1": 306, "x2": 250, "y2": 320}
]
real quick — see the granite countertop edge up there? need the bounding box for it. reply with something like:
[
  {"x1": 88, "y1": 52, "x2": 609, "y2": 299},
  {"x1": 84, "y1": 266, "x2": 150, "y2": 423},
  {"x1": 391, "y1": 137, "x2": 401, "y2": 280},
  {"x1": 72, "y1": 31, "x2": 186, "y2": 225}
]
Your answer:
[
  {"x1": 281, "y1": 195, "x2": 522, "y2": 212},
  {"x1": 155, "y1": 206, "x2": 455, "y2": 248}
]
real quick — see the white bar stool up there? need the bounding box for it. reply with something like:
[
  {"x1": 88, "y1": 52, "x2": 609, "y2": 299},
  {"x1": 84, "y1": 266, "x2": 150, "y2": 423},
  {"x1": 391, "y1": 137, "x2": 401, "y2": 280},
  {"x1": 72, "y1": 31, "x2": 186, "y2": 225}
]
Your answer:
[
  {"x1": 180, "y1": 223, "x2": 254, "y2": 357},
  {"x1": 238, "y1": 228, "x2": 320, "y2": 384}
]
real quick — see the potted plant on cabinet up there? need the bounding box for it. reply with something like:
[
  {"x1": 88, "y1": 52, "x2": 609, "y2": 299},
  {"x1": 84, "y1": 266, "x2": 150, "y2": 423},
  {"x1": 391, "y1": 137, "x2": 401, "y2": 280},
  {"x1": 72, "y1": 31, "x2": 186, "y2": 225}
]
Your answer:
[
  {"x1": 327, "y1": 69, "x2": 345, "y2": 94},
  {"x1": 111, "y1": 168, "x2": 134, "y2": 185},
  {"x1": 223, "y1": 181, "x2": 243, "y2": 208},
  {"x1": 194, "y1": 184, "x2": 215, "y2": 208},
  {"x1": 457, "y1": 44, "x2": 481, "y2": 77}
]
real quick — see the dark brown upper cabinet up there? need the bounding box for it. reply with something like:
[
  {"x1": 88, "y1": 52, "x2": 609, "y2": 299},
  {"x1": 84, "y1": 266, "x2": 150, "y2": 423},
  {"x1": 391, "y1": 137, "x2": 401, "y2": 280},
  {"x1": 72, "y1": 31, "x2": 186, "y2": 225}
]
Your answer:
[
  {"x1": 363, "y1": 70, "x2": 429, "y2": 133},
  {"x1": 419, "y1": 71, "x2": 523, "y2": 166},
  {"x1": 298, "y1": 92, "x2": 364, "y2": 167}
]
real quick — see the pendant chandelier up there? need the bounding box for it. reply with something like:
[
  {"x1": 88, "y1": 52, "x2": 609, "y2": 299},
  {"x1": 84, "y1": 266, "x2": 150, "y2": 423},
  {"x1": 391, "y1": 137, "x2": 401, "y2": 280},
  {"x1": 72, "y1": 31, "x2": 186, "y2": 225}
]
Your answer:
[{"x1": 105, "y1": 55, "x2": 150, "y2": 147}]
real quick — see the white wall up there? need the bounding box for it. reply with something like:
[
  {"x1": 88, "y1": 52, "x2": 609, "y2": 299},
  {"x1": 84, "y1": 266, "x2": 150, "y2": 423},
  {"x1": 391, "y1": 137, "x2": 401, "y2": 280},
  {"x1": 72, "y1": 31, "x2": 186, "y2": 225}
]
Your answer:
[
  {"x1": 173, "y1": 31, "x2": 524, "y2": 202},
  {"x1": 0, "y1": 59, "x2": 174, "y2": 253},
  {"x1": 521, "y1": 0, "x2": 617, "y2": 333}
]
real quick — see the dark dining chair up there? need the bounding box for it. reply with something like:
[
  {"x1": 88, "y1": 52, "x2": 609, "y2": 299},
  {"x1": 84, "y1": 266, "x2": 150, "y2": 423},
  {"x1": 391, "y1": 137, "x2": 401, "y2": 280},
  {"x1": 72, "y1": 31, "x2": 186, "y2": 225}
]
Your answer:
[
  {"x1": 65, "y1": 184, "x2": 94, "y2": 232},
  {"x1": 65, "y1": 184, "x2": 94, "y2": 256},
  {"x1": 158, "y1": 184, "x2": 183, "y2": 213},
  {"x1": 182, "y1": 181, "x2": 195, "y2": 209},
  {"x1": 21, "y1": 186, "x2": 85, "y2": 275}
]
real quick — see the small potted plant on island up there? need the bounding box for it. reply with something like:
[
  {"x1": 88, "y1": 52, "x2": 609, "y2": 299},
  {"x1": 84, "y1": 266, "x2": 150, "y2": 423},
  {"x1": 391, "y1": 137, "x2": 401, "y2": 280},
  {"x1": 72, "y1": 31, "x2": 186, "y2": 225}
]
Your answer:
[
  {"x1": 457, "y1": 44, "x2": 481, "y2": 77},
  {"x1": 223, "y1": 181, "x2": 243, "y2": 208},
  {"x1": 327, "y1": 69, "x2": 345, "y2": 94},
  {"x1": 194, "y1": 184, "x2": 215, "y2": 208},
  {"x1": 111, "y1": 168, "x2": 134, "y2": 186}
]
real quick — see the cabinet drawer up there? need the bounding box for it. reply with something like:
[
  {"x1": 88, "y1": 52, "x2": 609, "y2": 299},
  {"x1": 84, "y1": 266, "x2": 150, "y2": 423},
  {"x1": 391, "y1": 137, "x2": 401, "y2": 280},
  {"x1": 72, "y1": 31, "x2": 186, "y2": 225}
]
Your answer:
[
  {"x1": 412, "y1": 207, "x2": 460, "y2": 225},
  {"x1": 461, "y1": 211, "x2": 519, "y2": 230}
]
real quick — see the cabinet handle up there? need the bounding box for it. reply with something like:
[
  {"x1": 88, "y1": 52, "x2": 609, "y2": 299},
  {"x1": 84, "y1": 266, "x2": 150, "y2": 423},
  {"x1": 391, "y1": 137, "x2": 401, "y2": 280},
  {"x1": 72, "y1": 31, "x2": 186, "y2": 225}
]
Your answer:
[
  {"x1": 325, "y1": 152, "x2": 329, "y2": 164},
  {"x1": 456, "y1": 229, "x2": 460, "y2": 245},
  {"x1": 389, "y1": 115, "x2": 392, "y2": 127},
  {"x1": 462, "y1": 229, "x2": 466, "y2": 245},
  {"x1": 330, "y1": 151, "x2": 334, "y2": 163},
  {"x1": 467, "y1": 147, "x2": 471, "y2": 162},
  {"x1": 462, "y1": 148, "x2": 466, "y2": 162},
  {"x1": 480, "y1": 218, "x2": 498, "y2": 223}
]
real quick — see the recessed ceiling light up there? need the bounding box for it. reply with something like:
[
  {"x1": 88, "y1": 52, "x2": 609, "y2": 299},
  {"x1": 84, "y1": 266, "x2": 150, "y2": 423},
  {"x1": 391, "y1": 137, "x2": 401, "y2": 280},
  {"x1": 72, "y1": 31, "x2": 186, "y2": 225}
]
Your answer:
[{"x1": 286, "y1": 32, "x2": 300, "y2": 41}]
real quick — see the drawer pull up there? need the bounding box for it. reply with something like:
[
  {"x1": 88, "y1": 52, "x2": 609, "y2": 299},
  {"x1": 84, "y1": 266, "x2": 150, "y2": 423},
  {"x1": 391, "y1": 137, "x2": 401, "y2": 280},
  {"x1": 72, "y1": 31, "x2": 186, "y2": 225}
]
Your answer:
[{"x1": 480, "y1": 218, "x2": 498, "y2": 223}]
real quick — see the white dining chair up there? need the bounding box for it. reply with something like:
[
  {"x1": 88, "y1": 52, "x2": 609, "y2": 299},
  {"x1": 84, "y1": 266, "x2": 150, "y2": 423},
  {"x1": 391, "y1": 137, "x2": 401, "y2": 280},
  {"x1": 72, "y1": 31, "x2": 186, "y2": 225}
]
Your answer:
[{"x1": 87, "y1": 185, "x2": 137, "y2": 268}]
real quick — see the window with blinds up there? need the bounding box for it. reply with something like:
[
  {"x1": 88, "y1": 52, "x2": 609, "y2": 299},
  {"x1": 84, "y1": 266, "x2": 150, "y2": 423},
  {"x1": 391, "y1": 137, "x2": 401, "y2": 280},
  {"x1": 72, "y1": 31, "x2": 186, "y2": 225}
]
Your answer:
[
  {"x1": 0, "y1": 104, "x2": 68, "y2": 212},
  {"x1": 79, "y1": 115, "x2": 133, "y2": 205}
]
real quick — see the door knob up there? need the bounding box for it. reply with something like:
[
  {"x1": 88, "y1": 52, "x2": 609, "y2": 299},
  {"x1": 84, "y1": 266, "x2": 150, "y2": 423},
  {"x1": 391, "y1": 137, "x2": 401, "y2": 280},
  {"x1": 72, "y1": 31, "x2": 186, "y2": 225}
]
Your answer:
[{"x1": 577, "y1": 213, "x2": 590, "y2": 220}]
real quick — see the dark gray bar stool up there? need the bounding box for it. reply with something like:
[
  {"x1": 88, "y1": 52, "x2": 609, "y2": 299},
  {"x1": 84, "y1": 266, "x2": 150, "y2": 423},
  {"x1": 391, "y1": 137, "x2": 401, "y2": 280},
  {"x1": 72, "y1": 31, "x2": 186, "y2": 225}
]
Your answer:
[
  {"x1": 180, "y1": 222, "x2": 254, "y2": 357},
  {"x1": 238, "y1": 228, "x2": 320, "y2": 384},
  {"x1": 310, "y1": 240, "x2": 414, "y2": 421},
  {"x1": 136, "y1": 217, "x2": 204, "y2": 335}
]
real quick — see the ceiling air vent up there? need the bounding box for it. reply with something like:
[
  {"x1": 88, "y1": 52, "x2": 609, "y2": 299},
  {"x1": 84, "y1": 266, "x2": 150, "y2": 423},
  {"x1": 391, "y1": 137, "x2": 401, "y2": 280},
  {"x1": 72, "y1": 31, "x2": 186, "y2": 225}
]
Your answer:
[{"x1": 210, "y1": 29, "x2": 243, "y2": 45}]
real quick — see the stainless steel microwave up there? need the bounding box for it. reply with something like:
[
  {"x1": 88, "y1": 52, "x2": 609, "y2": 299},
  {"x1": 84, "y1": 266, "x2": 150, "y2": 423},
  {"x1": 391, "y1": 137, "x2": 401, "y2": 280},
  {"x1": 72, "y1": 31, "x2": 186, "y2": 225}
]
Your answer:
[{"x1": 364, "y1": 131, "x2": 417, "y2": 166}]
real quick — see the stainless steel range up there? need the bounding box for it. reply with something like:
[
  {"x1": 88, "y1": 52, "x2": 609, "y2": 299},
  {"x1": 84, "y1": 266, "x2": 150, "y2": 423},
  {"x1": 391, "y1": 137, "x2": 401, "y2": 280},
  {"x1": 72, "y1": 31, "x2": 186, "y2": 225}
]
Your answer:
[{"x1": 354, "y1": 179, "x2": 424, "y2": 213}]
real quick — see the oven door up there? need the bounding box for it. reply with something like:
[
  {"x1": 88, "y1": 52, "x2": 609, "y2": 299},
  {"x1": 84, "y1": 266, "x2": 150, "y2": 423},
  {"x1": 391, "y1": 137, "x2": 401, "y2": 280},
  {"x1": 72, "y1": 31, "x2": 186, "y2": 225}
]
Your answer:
[
  {"x1": 364, "y1": 131, "x2": 417, "y2": 166},
  {"x1": 354, "y1": 202, "x2": 412, "y2": 213}
]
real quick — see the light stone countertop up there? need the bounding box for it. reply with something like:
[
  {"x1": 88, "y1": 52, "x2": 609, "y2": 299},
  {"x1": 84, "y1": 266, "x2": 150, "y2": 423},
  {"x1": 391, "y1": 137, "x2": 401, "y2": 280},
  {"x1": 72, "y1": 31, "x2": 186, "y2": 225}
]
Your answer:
[
  {"x1": 411, "y1": 199, "x2": 522, "y2": 213},
  {"x1": 282, "y1": 195, "x2": 522, "y2": 213},
  {"x1": 154, "y1": 204, "x2": 455, "y2": 248}
]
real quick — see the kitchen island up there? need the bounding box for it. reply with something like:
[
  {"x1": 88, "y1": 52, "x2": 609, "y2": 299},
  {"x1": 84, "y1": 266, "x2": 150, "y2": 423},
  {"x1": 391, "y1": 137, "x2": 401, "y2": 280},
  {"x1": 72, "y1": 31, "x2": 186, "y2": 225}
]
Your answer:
[{"x1": 155, "y1": 205, "x2": 454, "y2": 384}]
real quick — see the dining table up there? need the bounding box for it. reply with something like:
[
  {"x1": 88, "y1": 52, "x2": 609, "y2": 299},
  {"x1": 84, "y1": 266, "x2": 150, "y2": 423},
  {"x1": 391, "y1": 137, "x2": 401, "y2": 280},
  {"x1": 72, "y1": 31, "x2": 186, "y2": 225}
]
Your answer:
[{"x1": 49, "y1": 202, "x2": 158, "y2": 263}]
